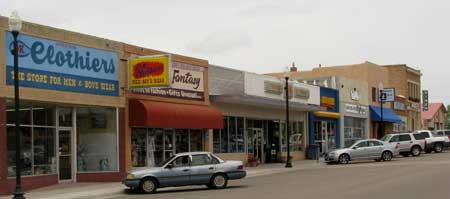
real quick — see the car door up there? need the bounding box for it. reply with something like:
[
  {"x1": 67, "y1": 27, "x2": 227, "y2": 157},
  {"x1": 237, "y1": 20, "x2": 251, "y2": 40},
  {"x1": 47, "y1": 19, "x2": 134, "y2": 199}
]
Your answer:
[
  {"x1": 388, "y1": 135, "x2": 402, "y2": 152},
  {"x1": 158, "y1": 155, "x2": 191, "y2": 186},
  {"x1": 189, "y1": 154, "x2": 216, "y2": 184},
  {"x1": 350, "y1": 141, "x2": 369, "y2": 160},
  {"x1": 399, "y1": 134, "x2": 413, "y2": 152},
  {"x1": 368, "y1": 141, "x2": 384, "y2": 158}
]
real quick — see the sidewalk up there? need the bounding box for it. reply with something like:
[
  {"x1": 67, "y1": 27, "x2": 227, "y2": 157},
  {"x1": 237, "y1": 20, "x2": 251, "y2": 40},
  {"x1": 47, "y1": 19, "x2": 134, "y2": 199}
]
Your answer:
[{"x1": 0, "y1": 160, "x2": 325, "y2": 199}]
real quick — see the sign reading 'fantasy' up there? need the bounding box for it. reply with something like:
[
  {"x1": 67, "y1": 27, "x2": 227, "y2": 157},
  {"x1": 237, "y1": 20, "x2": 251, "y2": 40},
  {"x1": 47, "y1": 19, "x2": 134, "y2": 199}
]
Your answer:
[
  {"x1": 5, "y1": 32, "x2": 119, "y2": 96},
  {"x1": 131, "y1": 61, "x2": 205, "y2": 100}
]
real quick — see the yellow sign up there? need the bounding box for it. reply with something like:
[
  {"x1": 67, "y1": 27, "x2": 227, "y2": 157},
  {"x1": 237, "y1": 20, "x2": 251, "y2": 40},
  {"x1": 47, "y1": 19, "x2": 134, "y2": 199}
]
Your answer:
[{"x1": 129, "y1": 55, "x2": 171, "y2": 88}]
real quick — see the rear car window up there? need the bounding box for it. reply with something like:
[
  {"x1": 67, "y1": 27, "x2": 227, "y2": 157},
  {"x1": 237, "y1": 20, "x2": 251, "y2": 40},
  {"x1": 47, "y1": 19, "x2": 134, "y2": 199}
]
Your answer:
[
  {"x1": 446, "y1": 131, "x2": 450, "y2": 136},
  {"x1": 399, "y1": 134, "x2": 412, "y2": 141},
  {"x1": 413, "y1": 133, "x2": 425, "y2": 140},
  {"x1": 420, "y1": 132, "x2": 430, "y2": 138}
]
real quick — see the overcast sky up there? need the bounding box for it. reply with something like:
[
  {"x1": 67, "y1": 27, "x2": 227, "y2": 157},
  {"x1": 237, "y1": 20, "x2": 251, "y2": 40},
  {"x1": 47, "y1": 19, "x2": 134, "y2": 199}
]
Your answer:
[{"x1": 1, "y1": 0, "x2": 449, "y2": 104}]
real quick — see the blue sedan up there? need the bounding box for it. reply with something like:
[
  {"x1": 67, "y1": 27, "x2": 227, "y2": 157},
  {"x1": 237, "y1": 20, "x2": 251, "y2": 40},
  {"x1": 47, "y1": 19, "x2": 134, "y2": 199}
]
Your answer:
[{"x1": 123, "y1": 152, "x2": 246, "y2": 193}]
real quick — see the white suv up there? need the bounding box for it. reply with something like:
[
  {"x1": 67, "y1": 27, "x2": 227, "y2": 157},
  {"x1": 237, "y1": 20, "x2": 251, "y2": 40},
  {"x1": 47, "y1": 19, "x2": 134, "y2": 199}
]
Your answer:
[
  {"x1": 380, "y1": 133, "x2": 424, "y2": 157},
  {"x1": 415, "y1": 130, "x2": 450, "y2": 153}
]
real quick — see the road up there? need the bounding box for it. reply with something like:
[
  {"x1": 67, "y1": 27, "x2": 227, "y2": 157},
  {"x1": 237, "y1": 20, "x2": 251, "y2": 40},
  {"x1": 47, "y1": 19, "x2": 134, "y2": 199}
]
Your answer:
[{"x1": 104, "y1": 152, "x2": 450, "y2": 199}]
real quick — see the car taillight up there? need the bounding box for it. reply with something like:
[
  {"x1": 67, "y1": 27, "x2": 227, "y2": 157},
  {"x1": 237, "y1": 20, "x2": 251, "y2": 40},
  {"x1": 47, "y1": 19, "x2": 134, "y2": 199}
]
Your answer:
[
  {"x1": 448, "y1": 136, "x2": 450, "y2": 140},
  {"x1": 237, "y1": 165, "x2": 244, "y2": 170},
  {"x1": 424, "y1": 140, "x2": 427, "y2": 145}
]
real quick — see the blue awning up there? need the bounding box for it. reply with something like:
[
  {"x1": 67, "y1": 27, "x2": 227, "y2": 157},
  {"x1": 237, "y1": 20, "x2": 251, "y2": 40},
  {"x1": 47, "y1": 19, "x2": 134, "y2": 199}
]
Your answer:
[{"x1": 369, "y1": 106, "x2": 402, "y2": 123}]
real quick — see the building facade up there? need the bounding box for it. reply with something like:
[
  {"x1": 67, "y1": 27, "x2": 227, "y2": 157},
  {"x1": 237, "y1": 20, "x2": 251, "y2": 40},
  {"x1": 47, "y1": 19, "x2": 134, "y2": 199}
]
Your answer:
[
  {"x1": 208, "y1": 65, "x2": 322, "y2": 165},
  {"x1": 421, "y1": 103, "x2": 447, "y2": 130},
  {"x1": 268, "y1": 61, "x2": 413, "y2": 138},
  {"x1": 0, "y1": 16, "x2": 126, "y2": 194},
  {"x1": 384, "y1": 64, "x2": 422, "y2": 131}
]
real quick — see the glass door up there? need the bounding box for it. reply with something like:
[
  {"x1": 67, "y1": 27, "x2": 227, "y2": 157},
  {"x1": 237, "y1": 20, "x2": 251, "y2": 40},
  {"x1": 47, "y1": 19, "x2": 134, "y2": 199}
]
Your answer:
[{"x1": 58, "y1": 129, "x2": 73, "y2": 181}]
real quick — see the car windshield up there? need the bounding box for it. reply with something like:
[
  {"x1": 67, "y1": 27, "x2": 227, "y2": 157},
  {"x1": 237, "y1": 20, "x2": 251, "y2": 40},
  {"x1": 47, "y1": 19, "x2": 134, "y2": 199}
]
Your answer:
[
  {"x1": 157, "y1": 155, "x2": 176, "y2": 167},
  {"x1": 380, "y1": 135, "x2": 391, "y2": 142}
]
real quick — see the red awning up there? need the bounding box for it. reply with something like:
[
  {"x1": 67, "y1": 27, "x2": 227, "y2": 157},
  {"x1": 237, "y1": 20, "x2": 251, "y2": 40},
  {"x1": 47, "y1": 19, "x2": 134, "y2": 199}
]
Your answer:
[{"x1": 129, "y1": 100, "x2": 223, "y2": 129}]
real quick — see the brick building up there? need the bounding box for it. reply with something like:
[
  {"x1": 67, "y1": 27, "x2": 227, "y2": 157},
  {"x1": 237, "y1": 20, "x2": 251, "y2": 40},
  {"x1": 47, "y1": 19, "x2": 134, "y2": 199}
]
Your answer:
[{"x1": 421, "y1": 103, "x2": 447, "y2": 130}]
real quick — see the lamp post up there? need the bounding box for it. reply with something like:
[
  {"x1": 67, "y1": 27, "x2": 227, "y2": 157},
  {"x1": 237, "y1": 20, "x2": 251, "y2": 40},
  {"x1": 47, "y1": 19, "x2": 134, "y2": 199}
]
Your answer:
[
  {"x1": 284, "y1": 67, "x2": 292, "y2": 168},
  {"x1": 378, "y1": 83, "x2": 384, "y2": 139},
  {"x1": 9, "y1": 10, "x2": 25, "y2": 199}
]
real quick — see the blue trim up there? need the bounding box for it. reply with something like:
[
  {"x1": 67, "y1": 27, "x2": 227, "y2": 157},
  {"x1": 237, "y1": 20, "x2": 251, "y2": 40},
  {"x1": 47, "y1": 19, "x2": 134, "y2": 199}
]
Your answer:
[{"x1": 308, "y1": 113, "x2": 341, "y2": 149}]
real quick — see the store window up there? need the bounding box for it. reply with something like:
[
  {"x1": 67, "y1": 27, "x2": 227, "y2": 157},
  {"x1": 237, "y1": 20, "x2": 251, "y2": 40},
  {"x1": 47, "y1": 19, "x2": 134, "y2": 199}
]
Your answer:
[
  {"x1": 76, "y1": 107, "x2": 118, "y2": 172},
  {"x1": 281, "y1": 121, "x2": 304, "y2": 152},
  {"x1": 6, "y1": 100, "x2": 57, "y2": 177},
  {"x1": 344, "y1": 117, "x2": 366, "y2": 147},
  {"x1": 213, "y1": 116, "x2": 245, "y2": 153},
  {"x1": 131, "y1": 128, "x2": 204, "y2": 167}
]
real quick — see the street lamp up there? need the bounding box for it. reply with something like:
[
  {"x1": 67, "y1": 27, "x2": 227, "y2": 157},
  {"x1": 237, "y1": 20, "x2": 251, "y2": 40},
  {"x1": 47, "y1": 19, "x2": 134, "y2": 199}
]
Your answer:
[
  {"x1": 9, "y1": 10, "x2": 25, "y2": 199},
  {"x1": 378, "y1": 82, "x2": 384, "y2": 139},
  {"x1": 284, "y1": 66, "x2": 292, "y2": 168}
]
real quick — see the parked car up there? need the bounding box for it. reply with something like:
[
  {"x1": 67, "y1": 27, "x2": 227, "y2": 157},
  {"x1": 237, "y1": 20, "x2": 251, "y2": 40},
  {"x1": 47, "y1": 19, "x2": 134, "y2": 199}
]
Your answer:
[
  {"x1": 325, "y1": 139, "x2": 398, "y2": 164},
  {"x1": 432, "y1": 130, "x2": 450, "y2": 149},
  {"x1": 415, "y1": 130, "x2": 450, "y2": 153},
  {"x1": 123, "y1": 152, "x2": 246, "y2": 193},
  {"x1": 380, "y1": 133, "x2": 424, "y2": 157}
]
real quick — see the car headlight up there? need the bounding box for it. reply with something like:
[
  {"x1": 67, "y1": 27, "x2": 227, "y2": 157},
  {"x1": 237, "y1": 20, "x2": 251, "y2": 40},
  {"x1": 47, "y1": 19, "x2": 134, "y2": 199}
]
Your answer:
[{"x1": 126, "y1": 174, "x2": 136, "y2": 180}]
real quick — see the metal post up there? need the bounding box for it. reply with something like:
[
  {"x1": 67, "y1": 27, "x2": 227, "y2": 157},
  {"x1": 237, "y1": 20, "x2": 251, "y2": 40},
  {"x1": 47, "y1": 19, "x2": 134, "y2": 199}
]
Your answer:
[
  {"x1": 12, "y1": 30, "x2": 25, "y2": 199},
  {"x1": 285, "y1": 77, "x2": 292, "y2": 168},
  {"x1": 379, "y1": 89, "x2": 384, "y2": 139}
]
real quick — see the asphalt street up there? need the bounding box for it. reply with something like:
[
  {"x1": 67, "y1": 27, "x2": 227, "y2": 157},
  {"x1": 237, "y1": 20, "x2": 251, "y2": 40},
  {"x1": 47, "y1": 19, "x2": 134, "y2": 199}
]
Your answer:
[{"x1": 104, "y1": 151, "x2": 450, "y2": 199}]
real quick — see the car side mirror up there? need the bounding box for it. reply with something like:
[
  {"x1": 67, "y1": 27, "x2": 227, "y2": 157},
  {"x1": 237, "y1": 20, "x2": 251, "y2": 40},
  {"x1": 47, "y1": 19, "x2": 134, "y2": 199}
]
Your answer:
[{"x1": 352, "y1": 146, "x2": 358, "y2": 150}]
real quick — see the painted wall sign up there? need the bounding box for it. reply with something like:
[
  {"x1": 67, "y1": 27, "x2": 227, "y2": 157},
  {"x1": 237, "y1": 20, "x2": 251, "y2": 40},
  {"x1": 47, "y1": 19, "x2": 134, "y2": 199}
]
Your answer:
[
  {"x1": 294, "y1": 87, "x2": 310, "y2": 99},
  {"x1": 129, "y1": 55, "x2": 171, "y2": 88},
  {"x1": 345, "y1": 104, "x2": 367, "y2": 115},
  {"x1": 350, "y1": 89, "x2": 360, "y2": 101},
  {"x1": 5, "y1": 32, "x2": 119, "y2": 96},
  {"x1": 131, "y1": 61, "x2": 204, "y2": 100},
  {"x1": 264, "y1": 81, "x2": 283, "y2": 95}
]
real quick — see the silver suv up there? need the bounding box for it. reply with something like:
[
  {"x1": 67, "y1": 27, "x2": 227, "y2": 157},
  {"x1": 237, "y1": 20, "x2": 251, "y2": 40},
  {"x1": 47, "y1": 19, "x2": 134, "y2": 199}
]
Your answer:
[{"x1": 380, "y1": 133, "x2": 424, "y2": 157}]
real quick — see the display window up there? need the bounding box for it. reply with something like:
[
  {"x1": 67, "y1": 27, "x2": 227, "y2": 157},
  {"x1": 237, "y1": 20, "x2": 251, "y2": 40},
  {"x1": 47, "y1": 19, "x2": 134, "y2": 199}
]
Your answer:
[{"x1": 344, "y1": 117, "x2": 366, "y2": 147}]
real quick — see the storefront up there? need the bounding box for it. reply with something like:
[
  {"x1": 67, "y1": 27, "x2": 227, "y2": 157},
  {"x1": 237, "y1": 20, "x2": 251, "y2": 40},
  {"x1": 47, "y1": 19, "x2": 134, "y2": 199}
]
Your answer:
[
  {"x1": 0, "y1": 21, "x2": 126, "y2": 195},
  {"x1": 369, "y1": 106, "x2": 402, "y2": 138},
  {"x1": 209, "y1": 65, "x2": 322, "y2": 165},
  {"x1": 125, "y1": 50, "x2": 223, "y2": 169},
  {"x1": 308, "y1": 87, "x2": 340, "y2": 154},
  {"x1": 393, "y1": 96, "x2": 407, "y2": 133}
]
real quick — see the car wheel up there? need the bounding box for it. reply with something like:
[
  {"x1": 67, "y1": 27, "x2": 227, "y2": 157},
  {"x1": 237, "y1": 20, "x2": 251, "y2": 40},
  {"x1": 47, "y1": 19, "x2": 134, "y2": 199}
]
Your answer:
[
  {"x1": 434, "y1": 143, "x2": 443, "y2": 153},
  {"x1": 338, "y1": 154, "x2": 350, "y2": 164},
  {"x1": 411, "y1": 146, "x2": 421, "y2": 156},
  {"x1": 382, "y1": 151, "x2": 393, "y2": 161},
  {"x1": 210, "y1": 174, "x2": 228, "y2": 189},
  {"x1": 140, "y1": 178, "x2": 157, "y2": 194}
]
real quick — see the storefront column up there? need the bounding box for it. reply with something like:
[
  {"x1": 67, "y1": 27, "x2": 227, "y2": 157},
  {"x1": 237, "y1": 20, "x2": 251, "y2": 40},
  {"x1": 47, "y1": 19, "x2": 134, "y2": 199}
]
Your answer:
[
  {"x1": 0, "y1": 97, "x2": 6, "y2": 182},
  {"x1": 205, "y1": 129, "x2": 214, "y2": 152}
]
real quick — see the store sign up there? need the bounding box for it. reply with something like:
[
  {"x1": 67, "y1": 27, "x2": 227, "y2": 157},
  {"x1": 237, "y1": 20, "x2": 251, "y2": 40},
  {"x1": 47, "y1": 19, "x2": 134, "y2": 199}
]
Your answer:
[
  {"x1": 264, "y1": 81, "x2": 283, "y2": 94},
  {"x1": 5, "y1": 32, "x2": 119, "y2": 96},
  {"x1": 380, "y1": 88, "x2": 395, "y2": 102},
  {"x1": 345, "y1": 104, "x2": 367, "y2": 115},
  {"x1": 294, "y1": 87, "x2": 310, "y2": 99},
  {"x1": 422, "y1": 90, "x2": 429, "y2": 111},
  {"x1": 129, "y1": 55, "x2": 171, "y2": 88},
  {"x1": 321, "y1": 96, "x2": 335, "y2": 110},
  {"x1": 131, "y1": 62, "x2": 204, "y2": 100},
  {"x1": 409, "y1": 101, "x2": 420, "y2": 111},
  {"x1": 394, "y1": 101, "x2": 405, "y2": 111}
]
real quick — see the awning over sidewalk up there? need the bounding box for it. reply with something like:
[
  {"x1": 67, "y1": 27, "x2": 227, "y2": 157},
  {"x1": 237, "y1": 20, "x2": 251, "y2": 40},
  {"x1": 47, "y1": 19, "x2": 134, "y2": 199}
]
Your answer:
[
  {"x1": 369, "y1": 106, "x2": 402, "y2": 123},
  {"x1": 129, "y1": 100, "x2": 224, "y2": 129}
]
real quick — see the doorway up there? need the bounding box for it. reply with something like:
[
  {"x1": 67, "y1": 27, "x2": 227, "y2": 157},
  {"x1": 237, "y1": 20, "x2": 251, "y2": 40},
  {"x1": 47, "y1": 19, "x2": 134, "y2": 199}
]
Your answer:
[
  {"x1": 314, "y1": 121, "x2": 337, "y2": 154},
  {"x1": 247, "y1": 128, "x2": 264, "y2": 163},
  {"x1": 57, "y1": 129, "x2": 73, "y2": 182}
]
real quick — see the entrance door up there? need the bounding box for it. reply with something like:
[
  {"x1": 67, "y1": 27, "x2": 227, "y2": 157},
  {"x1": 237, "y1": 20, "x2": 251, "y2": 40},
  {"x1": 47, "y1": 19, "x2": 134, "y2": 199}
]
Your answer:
[
  {"x1": 58, "y1": 129, "x2": 73, "y2": 181},
  {"x1": 249, "y1": 128, "x2": 264, "y2": 163},
  {"x1": 314, "y1": 121, "x2": 337, "y2": 154}
]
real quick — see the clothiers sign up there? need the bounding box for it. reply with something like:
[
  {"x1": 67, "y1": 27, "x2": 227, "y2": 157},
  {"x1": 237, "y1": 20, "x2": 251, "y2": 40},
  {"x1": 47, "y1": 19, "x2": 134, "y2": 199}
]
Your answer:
[
  {"x1": 345, "y1": 104, "x2": 367, "y2": 116},
  {"x1": 5, "y1": 32, "x2": 119, "y2": 96},
  {"x1": 131, "y1": 62, "x2": 204, "y2": 100},
  {"x1": 129, "y1": 55, "x2": 171, "y2": 88}
]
